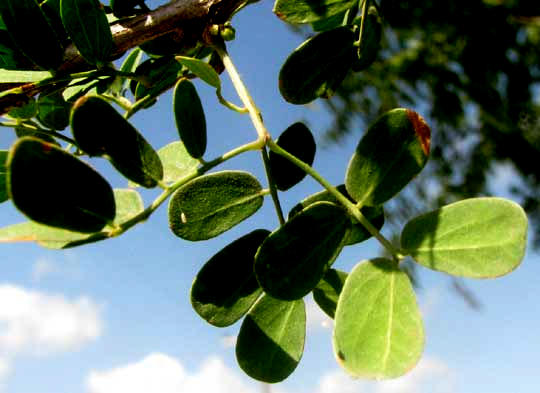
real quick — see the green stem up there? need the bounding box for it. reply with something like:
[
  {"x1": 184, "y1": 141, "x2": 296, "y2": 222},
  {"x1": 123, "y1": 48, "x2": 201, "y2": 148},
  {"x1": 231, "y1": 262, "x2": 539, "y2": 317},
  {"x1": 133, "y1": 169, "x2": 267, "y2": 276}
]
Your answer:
[
  {"x1": 356, "y1": 0, "x2": 369, "y2": 46},
  {"x1": 261, "y1": 147, "x2": 285, "y2": 225},
  {"x1": 124, "y1": 95, "x2": 156, "y2": 119},
  {"x1": 0, "y1": 121, "x2": 78, "y2": 145},
  {"x1": 266, "y1": 139, "x2": 404, "y2": 261},
  {"x1": 216, "y1": 88, "x2": 248, "y2": 113}
]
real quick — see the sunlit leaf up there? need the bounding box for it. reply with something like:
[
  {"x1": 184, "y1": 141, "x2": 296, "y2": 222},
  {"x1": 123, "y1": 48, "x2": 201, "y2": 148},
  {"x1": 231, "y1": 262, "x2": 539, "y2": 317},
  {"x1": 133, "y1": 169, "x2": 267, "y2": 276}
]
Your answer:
[
  {"x1": 157, "y1": 141, "x2": 199, "y2": 184},
  {"x1": 176, "y1": 56, "x2": 221, "y2": 88},
  {"x1": 117, "y1": 47, "x2": 143, "y2": 95},
  {"x1": 289, "y1": 184, "x2": 384, "y2": 245},
  {"x1": 254, "y1": 202, "x2": 351, "y2": 300},
  {"x1": 274, "y1": 0, "x2": 356, "y2": 24},
  {"x1": 401, "y1": 197, "x2": 528, "y2": 278},
  {"x1": 269, "y1": 122, "x2": 316, "y2": 191},
  {"x1": 168, "y1": 171, "x2": 264, "y2": 241},
  {"x1": 7, "y1": 137, "x2": 116, "y2": 233},
  {"x1": 0, "y1": 69, "x2": 52, "y2": 83},
  {"x1": 173, "y1": 79, "x2": 207, "y2": 159},
  {"x1": 279, "y1": 27, "x2": 355, "y2": 104},
  {"x1": 313, "y1": 268, "x2": 347, "y2": 319},
  {"x1": 236, "y1": 295, "x2": 305, "y2": 383},
  {"x1": 191, "y1": 229, "x2": 270, "y2": 327},
  {"x1": 0, "y1": 150, "x2": 7, "y2": 203},
  {"x1": 333, "y1": 258, "x2": 424, "y2": 378},
  {"x1": 60, "y1": 0, "x2": 114, "y2": 65},
  {"x1": 345, "y1": 108, "x2": 431, "y2": 206}
]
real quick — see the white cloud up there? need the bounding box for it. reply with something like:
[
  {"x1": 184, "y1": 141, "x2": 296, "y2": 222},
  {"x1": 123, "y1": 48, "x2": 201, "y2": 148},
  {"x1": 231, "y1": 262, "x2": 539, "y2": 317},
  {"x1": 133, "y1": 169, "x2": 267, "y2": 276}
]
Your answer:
[
  {"x1": 87, "y1": 354, "x2": 256, "y2": 393},
  {"x1": 0, "y1": 285, "x2": 102, "y2": 355},
  {"x1": 0, "y1": 358, "x2": 11, "y2": 390},
  {"x1": 31, "y1": 255, "x2": 82, "y2": 282},
  {"x1": 316, "y1": 357, "x2": 455, "y2": 393},
  {"x1": 31, "y1": 258, "x2": 59, "y2": 282}
]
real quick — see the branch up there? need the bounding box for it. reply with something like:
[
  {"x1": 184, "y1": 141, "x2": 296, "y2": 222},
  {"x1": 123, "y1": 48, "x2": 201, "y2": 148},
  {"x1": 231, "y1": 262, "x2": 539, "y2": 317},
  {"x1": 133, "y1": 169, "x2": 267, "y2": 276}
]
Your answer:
[{"x1": 0, "y1": 0, "x2": 245, "y2": 114}]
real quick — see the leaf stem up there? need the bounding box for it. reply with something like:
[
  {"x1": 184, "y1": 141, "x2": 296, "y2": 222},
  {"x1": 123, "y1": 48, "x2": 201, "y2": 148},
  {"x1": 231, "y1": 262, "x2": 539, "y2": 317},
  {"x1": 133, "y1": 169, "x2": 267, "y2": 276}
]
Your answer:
[
  {"x1": 356, "y1": 0, "x2": 369, "y2": 46},
  {"x1": 261, "y1": 147, "x2": 285, "y2": 225},
  {"x1": 0, "y1": 121, "x2": 78, "y2": 146},
  {"x1": 216, "y1": 88, "x2": 248, "y2": 113}
]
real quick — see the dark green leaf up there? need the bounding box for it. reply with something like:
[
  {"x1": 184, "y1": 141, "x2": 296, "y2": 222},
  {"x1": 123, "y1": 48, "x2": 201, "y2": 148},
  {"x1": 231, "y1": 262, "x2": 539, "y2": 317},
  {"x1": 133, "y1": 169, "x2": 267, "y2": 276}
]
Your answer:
[
  {"x1": 289, "y1": 184, "x2": 384, "y2": 245},
  {"x1": 117, "y1": 47, "x2": 143, "y2": 95},
  {"x1": 173, "y1": 79, "x2": 207, "y2": 159},
  {"x1": 37, "y1": 91, "x2": 71, "y2": 130},
  {"x1": 139, "y1": 33, "x2": 189, "y2": 57},
  {"x1": 269, "y1": 122, "x2": 316, "y2": 191},
  {"x1": 191, "y1": 229, "x2": 270, "y2": 327},
  {"x1": 176, "y1": 56, "x2": 221, "y2": 88},
  {"x1": 15, "y1": 127, "x2": 58, "y2": 145},
  {"x1": 8, "y1": 98, "x2": 37, "y2": 119},
  {"x1": 60, "y1": 0, "x2": 113, "y2": 65},
  {"x1": 236, "y1": 295, "x2": 305, "y2": 383},
  {"x1": 40, "y1": 0, "x2": 69, "y2": 46},
  {"x1": 156, "y1": 141, "x2": 199, "y2": 184},
  {"x1": 0, "y1": 0, "x2": 64, "y2": 69},
  {"x1": 345, "y1": 108, "x2": 431, "y2": 206},
  {"x1": 401, "y1": 197, "x2": 528, "y2": 278},
  {"x1": 254, "y1": 201, "x2": 351, "y2": 300},
  {"x1": 7, "y1": 137, "x2": 116, "y2": 233},
  {"x1": 352, "y1": 5, "x2": 382, "y2": 71},
  {"x1": 71, "y1": 96, "x2": 163, "y2": 188},
  {"x1": 279, "y1": 27, "x2": 356, "y2": 104},
  {"x1": 111, "y1": 0, "x2": 145, "y2": 17},
  {"x1": 274, "y1": 0, "x2": 356, "y2": 24},
  {"x1": 0, "y1": 188, "x2": 143, "y2": 248},
  {"x1": 333, "y1": 258, "x2": 424, "y2": 378},
  {"x1": 0, "y1": 150, "x2": 8, "y2": 203},
  {"x1": 168, "y1": 171, "x2": 264, "y2": 241},
  {"x1": 313, "y1": 268, "x2": 347, "y2": 319},
  {"x1": 311, "y1": 10, "x2": 347, "y2": 31},
  {"x1": 133, "y1": 57, "x2": 183, "y2": 100}
]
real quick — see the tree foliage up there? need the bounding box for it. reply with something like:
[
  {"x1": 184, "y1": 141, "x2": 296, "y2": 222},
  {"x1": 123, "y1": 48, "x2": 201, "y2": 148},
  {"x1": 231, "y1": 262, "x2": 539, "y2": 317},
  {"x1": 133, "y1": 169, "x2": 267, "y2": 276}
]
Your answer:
[{"x1": 0, "y1": 0, "x2": 531, "y2": 384}]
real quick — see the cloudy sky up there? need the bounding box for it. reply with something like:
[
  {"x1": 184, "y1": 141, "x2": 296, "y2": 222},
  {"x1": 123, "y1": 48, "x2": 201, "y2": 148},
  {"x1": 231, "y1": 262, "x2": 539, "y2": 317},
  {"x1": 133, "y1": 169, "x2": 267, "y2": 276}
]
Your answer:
[{"x1": 1, "y1": 1, "x2": 539, "y2": 393}]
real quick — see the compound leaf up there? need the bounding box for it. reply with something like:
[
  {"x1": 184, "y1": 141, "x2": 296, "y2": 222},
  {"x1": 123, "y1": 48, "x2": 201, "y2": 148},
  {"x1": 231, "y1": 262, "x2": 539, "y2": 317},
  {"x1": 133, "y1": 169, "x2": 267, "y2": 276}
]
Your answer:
[
  {"x1": 191, "y1": 229, "x2": 270, "y2": 327},
  {"x1": 401, "y1": 197, "x2": 528, "y2": 278},
  {"x1": 254, "y1": 202, "x2": 351, "y2": 300},
  {"x1": 236, "y1": 295, "x2": 305, "y2": 383},
  {"x1": 168, "y1": 171, "x2": 264, "y2": 241},
  {"x1": 333, "y1": 258, "x2": 424, "y2": 379}
]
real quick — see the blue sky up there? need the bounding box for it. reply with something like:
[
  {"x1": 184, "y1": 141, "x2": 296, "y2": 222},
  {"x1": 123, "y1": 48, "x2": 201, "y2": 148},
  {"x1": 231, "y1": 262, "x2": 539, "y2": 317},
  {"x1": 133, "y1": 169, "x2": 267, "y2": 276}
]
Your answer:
[{"x1": 1, "y1": 1, "x2": 539, "y2": 392}]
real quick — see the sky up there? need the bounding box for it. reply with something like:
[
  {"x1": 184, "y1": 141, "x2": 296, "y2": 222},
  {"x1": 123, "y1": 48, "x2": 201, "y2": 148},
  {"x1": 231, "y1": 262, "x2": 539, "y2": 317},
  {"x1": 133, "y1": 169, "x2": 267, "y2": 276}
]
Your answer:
[{"x1": 1, "y1": 1, "x2": 540, "y2": 393}]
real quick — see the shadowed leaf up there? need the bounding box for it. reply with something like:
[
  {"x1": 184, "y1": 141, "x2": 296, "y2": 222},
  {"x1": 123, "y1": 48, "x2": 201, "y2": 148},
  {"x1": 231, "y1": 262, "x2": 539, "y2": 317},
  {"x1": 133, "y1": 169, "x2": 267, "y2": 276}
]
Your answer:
[
  {"x1": 313, "y1": 268, "x2": 347, "y2": 318},
  {"x1": 0, "y1": 151, "x2": 7, "y2": 203},
  {"x1": 274, "y1": 0, "x2": 356, "y2": 24}
]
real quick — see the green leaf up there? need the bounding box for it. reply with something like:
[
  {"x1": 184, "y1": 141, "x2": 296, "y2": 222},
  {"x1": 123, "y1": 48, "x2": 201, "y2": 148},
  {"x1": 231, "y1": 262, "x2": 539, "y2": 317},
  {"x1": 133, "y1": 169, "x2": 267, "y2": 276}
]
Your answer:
[
  {"x1": 236, "y1": 295, "x2": 305, "y2": 383},
  {"x1": 333, "y1": 258, "x2": 424, "y2": 379},
  {"x1": 37, "y1": 91, "x2": 71, "y2": 130},
  {"x1": 289, "y1": 184, "x2": 384, "y2": 245},
  {"x1": 60, "y1": 0, "x2": 114, "y2": 65},
  {"x1": 313, "y1": 268, "x2": 347, "y2": 319},
  {"x1": 71, "y1": 96, "x2": 163, "y2": 188},
  {"x1": 269, "y1": 122, "x2": 316, "y2": 191},
  {"x1": 173, "y1": 79, "x2": 207, "y2": 159},
  {"x1": 274, "y1": 0, "x2": 356, "y2": 24},
  {"x1": 311, "y1": 10, "x2": 347, "y2": 31},
  {"x1": 345, "y1": 108, "x2": 431, "y2": 206},
  {"x1": 0, "y1": 69, "x2": 52, "y2": 83},
  {"x1": 168, "y1": 171, "x2": 264, "y2": 241},
  {"x1": 401, "y1": 197, "x2": 528, "y2": 278},
  {"x1": 176, "y1": 56, "x2": 221, "y2": 89},
  {"x1": 157, "y1": 141, "x2": 199, "y2": 184},
  {"x1": 254, "y1": 201, "x2": 351, "y2": 300},
  {"x1": 118, "y1": 48, "x2": 143, "y2": 94},
  {"x1": 352, "y1": 5, "x2": 382, "y2": 71},
  {"x1": 0, "y1": 0, "x2": 64, "y2": 69},
  {"x1": 0, "y1": 150, "x2": 8, "y2": 203},
  {"x1": 8, "y1": 97, "x2": 37, "y2": 119},
  {"x1": 7, "y1": 137, "x2": 116, "y2": 233},
  {"x1": 0, "y1": 188, "x2": 143, "y2": 248},
  {"x1": 191, "y1": 229, "x2": 270, "y2": 327},
  {"x1": 279, "y1": 27, "x2": 355, "y2": 104},
  {"x1": 133, "y1": 57, "x2": 183, "y2": 100}
]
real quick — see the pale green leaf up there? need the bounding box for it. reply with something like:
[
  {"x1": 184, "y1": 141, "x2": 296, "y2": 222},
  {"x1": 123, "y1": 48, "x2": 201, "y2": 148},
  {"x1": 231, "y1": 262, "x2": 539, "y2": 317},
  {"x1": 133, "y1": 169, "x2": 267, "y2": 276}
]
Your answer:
[
  {"x1": 157, "y1": 141, "x2": 199, "y2": 184},
  {"x1": 176, "y1": 56, "x2": 221, "y2": 88},
  {"x1": 0, "y1": 69, "x2": 52, "y2": 83}
]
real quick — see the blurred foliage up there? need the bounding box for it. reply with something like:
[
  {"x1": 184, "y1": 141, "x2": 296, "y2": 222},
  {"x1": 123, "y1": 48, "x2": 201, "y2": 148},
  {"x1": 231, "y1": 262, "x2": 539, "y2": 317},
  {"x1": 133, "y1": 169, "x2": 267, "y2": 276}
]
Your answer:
[{"x1": 318, "y1": 0, "x2": 540, "y2": 245}]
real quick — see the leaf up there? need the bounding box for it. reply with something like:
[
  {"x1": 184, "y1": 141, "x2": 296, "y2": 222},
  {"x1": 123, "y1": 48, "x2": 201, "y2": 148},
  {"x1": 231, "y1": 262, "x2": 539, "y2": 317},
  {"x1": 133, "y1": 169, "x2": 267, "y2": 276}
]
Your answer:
[
  {"x1": 71, "y1": 96, "x2": 163, "y2": 188},
  {"x1": 289, "y1": 184, "x2": 384, "y2": 245},
  {"x1": 111, "y1": 0, "x2": 144, "y2": 18},
  {"x1": 37, "y1": 91, "x2": 71, "y2": 130},
  {"x1": 157, "y1": 141, "x2": 199, "y2": 184},
  {"x1": 0, "y1": 188, "x2": 143, "y2": 249},
  {"x1": 269, "y1": 122, "x2": 316, "y2": 191},
  {"x1": 345, "y1": 108, "x2": 431, "y2": 206},
  {"x1": 313, "y1": 268, "x2": 347, "y2": 319},
  {"x1": 0, "y1": 150, "x2": 8, "y2": 203},
  {"x1": 133, "y1": 57, "x2": 183, "y2": 100},
  {"x1": 279, "y1": 27, "x2": 355, "y2": 104},
  {"x1": 352, "y1": 5, "x2": 382, "y2": 71},
  {"x1": 173, "y1": 79, "x2": 207, "y2": 159},
  {"x1": 254, "y1": 201, "x2": 351, "y2": 300},
  {"x1": 176, "y1": 56, "x2": 221, "y2": 89},
  {"x1": 191, "y1": 229, "x2": 270, "y2": 327},
  {"x1": 7, "y1": 137, "x2": 116, "y2": 233},
  {"x1": 333, "y1": 258, "x2": 424, "y2": 379},
  {"x1": 311, "y1": 10, "x2": 347, "y2": 31},
  {"x1": 0, "y1": 0, "x2": 64, "y2": 69},
  {"x1": 118, "y1": 47, "x2": 143, "y2": 94},
  {"x1": 8, "y1": 97, "x2": 37, "y2": 119},
  {"x1": 168, "y1": 171, "x2": 264, "y2": 241},
  {"x1": 274, "y1": 0, "x2": 356, "y2": 24},
  {"x1": 0, "y1": 69, "x2": 52, "y2": 83},
  {"x1": 60, "y1": 0, "x2": 114, "y2": 65},
  {"x1": 400, "y1": 197, "x2": 528, "y2": 278},
  {"x1": 236, "y1": 295, "x2": 305, "y2": 383}
]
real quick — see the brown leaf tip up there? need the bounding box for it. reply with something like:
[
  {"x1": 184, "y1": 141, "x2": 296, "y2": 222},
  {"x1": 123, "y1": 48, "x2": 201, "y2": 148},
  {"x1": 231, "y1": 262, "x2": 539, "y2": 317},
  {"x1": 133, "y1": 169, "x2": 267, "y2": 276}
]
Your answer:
[{"x1": 407, "y1": 109, "x2": 431, "y2": 156}]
